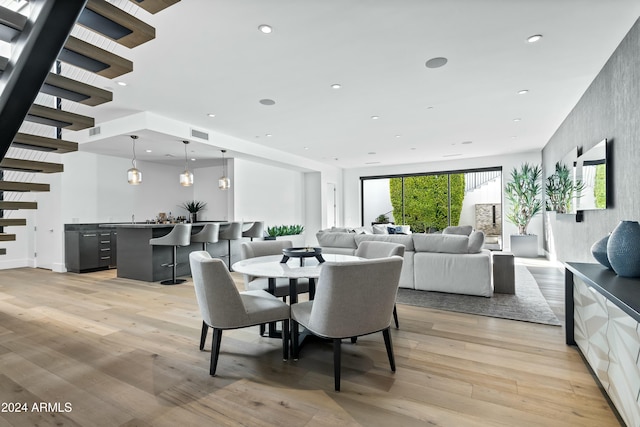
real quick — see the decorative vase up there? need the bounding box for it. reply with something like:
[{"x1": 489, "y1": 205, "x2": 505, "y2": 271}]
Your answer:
[
  {"x1": 590, "y1": 235, "x2": 612, "y2": 269},
  {"x1": 190, "y1": 213, "x2": 198, "y2": 223},
  {"x1": 607, "y1": 220, "x2": 640, "y2": 277}
]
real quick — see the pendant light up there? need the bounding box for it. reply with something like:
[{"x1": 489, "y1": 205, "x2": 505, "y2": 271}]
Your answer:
[
  {"x1": 180, "y1": 140, "x2": 194, "y2": 186},
  {"x1": 127, "y1": 135, "x2": 142, "y2": 185},
  {"x1": 218, "y1": 149, "x2": 231, "y2": 190}
]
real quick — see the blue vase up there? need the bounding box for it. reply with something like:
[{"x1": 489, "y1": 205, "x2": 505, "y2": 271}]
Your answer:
[
  {"x1": 607, "y1": 221, "x2": 640, "y2": 277},
  {"x1": 591, "y1": 235, "x2": 612, "y2": 270}
]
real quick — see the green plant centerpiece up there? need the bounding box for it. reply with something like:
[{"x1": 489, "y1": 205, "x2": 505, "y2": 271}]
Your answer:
[
  {"x1": 374, "y1": 213, "x2": 390, "y2": 223},
  {"x1": 505, "y1": 163, "x2": 542, "y2": 235},
  {"x1": 180, "y1": 200, "x2": 207, "y2": 223},
  {"x1": 266, "y1": 224, "x2": 304, "y2": 237},
  {"x1": 545, "y1": 162, "x2": 585, "y2": 213}
]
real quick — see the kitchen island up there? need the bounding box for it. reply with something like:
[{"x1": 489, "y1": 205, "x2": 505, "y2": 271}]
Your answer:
[{"x1": 106, "y1": 222, "x2": 242, "y2": 282}]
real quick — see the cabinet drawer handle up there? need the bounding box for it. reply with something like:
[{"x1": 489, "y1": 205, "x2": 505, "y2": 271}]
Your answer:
[
  {"x1": 100, "y1": 240, "x2": 110, "y2": 243},
  {"x1": 100, "y1": 248, "x2": 110, "y2": 252},
  {"x1": 83, "y1": 234, "x2": 97, "y2": 237},
  {"x1": 100, "y1": 256, "x2": 110, "y2": 260}
]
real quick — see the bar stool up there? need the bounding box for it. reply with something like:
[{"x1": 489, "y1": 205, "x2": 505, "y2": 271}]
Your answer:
[
  {"x1": 191, "y1": 223, "x2": 220, "y2": 251},
  {"x1": 218, "y1": 222, "x2": 242, "y2": 270},
  {"x1": 149, "y1": 224, "x2": 192, "y2": 285},
  {"x1": 242, "y1": 221, "x2": 264, "y2": 241}
]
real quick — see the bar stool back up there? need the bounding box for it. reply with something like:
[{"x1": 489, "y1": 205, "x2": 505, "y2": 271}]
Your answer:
[
  {"x1": 242, "y1": 221, "x2": 264, "y2": 241},
  {"x1": 149, "y1": 224, "x2": 192, "y2": 285},
  {"x1": 191, "y1": 223, "x2": 220, "y2": 251},
  {"x1": 218, "y1": 222, "x2": 243, "y2": 270}
]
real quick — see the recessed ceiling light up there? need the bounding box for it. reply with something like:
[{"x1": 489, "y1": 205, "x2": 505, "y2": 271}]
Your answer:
[
  {"x1": 527, "y1": 34, "x2": 543, "y2": 43},
  {"x1": 145, "y1": 149, "x2": 152, "y2": 153},
  {"x1": 117, "y1": 81, "x2": 127, "y2": 86},
  {"x1": 461, "y1": 141, "x2": 473, "y2": 145},
  {"x1": 513, "y1": 118, "x2": 521, "y2": 122},
  {"x1": 427, "y1": 106, "x2": 434, "y2": 110},
  {"x1": 191, "y1": 158, "x2": 196, "y2": 161},
  {"x1": 395, "y1": 135, "x2": 401, "y2": 138},
  {"x1": 518, "y1": 89, "x2": 529, "y2": 95},
  {"x1": 266, "y1": 134, "x2": 272, "y2": 137},
  {"x1": 371, "y1": 115, "x2": 379, "y2": 120},
  {"x1": 304, "y1": 147, "x2": 309, "y2": 150},
  {"x1": 410, "y1": 147, "x2": 416, "y2": 150},
  {"x1": 259, "y1": 99, "x2": 276, "y2": 105},
  {"x1": 425, "y1": 57, "x2": 448, "y2": 69},
  {"x1": 258, "y1": 25, "x2": 272, "y2": 34},
  {"x1": 207, "y1": 113, "x2": 216, "y2": 118},
  {"x1": 368, "y1": 152, "x2": 376, "y2": 155},
  {"x1": 331, "y1": 83, "x2": 341, "y2": 89},
  {"x1": 511, "y1": 136, "x2": 518, "y2": 139}
]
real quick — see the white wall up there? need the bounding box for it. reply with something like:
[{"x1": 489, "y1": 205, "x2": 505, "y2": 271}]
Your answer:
[{"x1": 343, "y1": 151, "x2": 542, "y2": 253}]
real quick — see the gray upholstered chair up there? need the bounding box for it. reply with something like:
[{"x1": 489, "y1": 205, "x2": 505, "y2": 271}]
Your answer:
[
  {"x1": 218, "y1": 222, "x2": 243, "y2": 270},
  {"x1": 240, "y1": 240, "x2": 311, "y2": 299},
  {"x1": 189, "y1": 251, "x2": 290, "y2": 376},
  {"x1": 355, "y1": 241, "x2": 405, "y2": 328},
  {"x1": 149, "y1": 223, "x2": 192, "y2": 285},
  {"x1": 290, "y1": 256, "x2": 403, "y2": 391},
  {"x1": 242, "y1": 221, "x2": 264, "y2": 241},
  {"x1": 191, "y1": 223, "x2": 220, "y2": 251}
]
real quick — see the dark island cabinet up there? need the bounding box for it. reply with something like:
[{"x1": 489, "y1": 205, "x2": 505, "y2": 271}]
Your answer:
[{"x1": 65, "y1": 225, "x2": 117, "y2": 273}]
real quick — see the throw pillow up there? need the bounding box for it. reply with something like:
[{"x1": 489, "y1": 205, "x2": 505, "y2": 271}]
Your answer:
[
  {"x1": 468, "y1": 231, "x2": 485, "y2": 253},
  {"x1": 372, "y1": 224, "x2": 389, "y2": 234},
  {"x1": 442, "y1": 225, "x2": 473, "y2": 236}
]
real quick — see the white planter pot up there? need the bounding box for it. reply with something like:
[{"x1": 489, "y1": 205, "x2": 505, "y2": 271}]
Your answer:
[{"x1": 510, "y1": 234, "x2": 538, "y2": 258}]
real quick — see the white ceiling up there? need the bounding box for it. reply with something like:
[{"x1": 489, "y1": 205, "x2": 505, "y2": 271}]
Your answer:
[{"x1": 77, "y1": 0, "x2": 640, "y2": 170}]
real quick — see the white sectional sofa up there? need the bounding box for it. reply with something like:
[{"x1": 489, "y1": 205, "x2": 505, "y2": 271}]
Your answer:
[{"x1": 315, "y1": 226, "x2": 493, "y2": 297}]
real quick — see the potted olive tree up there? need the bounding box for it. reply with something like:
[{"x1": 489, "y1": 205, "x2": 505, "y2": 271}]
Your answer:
[{"x1": 505, "y1": 163, "x2": 542, "y2": 257}]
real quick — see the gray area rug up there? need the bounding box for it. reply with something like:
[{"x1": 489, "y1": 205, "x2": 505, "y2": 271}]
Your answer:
[{"x1": 396, "y1": 266, "x2": 561, "y2": 326}]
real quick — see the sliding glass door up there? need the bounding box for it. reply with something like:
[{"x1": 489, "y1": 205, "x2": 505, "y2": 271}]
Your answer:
[{"x1": 361, "y1": 167, "x2": 503, "y2": 249}]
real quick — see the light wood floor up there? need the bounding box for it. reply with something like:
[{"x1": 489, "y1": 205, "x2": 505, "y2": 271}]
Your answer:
[{"x1": 0, "y1": 261, "x2": 620, "y2": 427}]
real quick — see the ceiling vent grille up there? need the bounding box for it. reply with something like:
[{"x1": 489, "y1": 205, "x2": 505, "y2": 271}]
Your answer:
[
  {"x1": 191, "y1": 128, "x2": 209, "y2": 140},
  {"x1": 89, "y1": 126, "x2": 101, "y2": 136}
]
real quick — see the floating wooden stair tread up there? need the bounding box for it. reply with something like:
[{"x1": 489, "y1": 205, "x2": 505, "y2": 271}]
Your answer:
[
  {"x1": 0, "y1": 57, "x2": 114, "y2": 106},
  {"x1": 13, "y1": 133, "x2": 78, "y2": 153},
  {"x1": 26, "y1": 104, "x2": 94, "y2": 131},
  {"x1": 80, "y1": 0, "x2": 155, "y2": 48},
  {"x1": 0, "y1": 219, "x2": 26, "y2": 227},
  {"x1": 60, "y1": 36, "x2": 133, "y2": 79},
  {"x1": 0, "y1": 158, "x2": 64, "y2": 174},
  {"x1": 0, "y1": 234, "x2": 16, "y2": 242},
  {"x1": 0, "y1": 7, "x2": 26, "y2": 42},
  {"x1": 128, "y1": 0, "x2": 180, "y2": 14},
  {"x1": 0, "y1": 181, "x2": 50, "y2": 192},
  {"x1": 0, "y1": 201, "x2": 37, "y2": 210}
]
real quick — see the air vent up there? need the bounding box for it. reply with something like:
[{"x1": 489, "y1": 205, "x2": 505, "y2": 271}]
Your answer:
[
  {"x1": 191, "y1": 129, "x2": 209, "y2": 140},
  {"x1": 89, "y1": 126, "x2": 101, "y2": 136}
]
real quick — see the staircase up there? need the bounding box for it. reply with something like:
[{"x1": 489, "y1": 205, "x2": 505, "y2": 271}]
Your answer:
[{"x1": 0, "y1": 0, "x2": 180, "y2": 256}]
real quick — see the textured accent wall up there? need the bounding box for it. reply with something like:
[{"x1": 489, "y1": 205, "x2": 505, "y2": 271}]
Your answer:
[{"x1": 542, "y1": 17, "x2": 640, "y2": 263}]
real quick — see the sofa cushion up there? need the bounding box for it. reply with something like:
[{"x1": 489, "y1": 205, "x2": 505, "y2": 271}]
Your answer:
[
  {"x1": 372, "y1": 224, "x2": 389, "y2": 234},
  {"x1": 413, "y1": 252, "x2": 492, "y2": 296},
  {"x1": 442, "y1": 225, "x2": 473, "y2": 236},
  {"x1": 468, "y1": 230, "x2": 485, "y2": 253},
  {"x1": 412, "y1": 233, "x2": 469, "y2": 254},
  {"x1": 355, "y1": 233, "x2": 415, "y2": 251},
  {"x1": 315, "y1": 231, "x2": 357, "y2": 249}
]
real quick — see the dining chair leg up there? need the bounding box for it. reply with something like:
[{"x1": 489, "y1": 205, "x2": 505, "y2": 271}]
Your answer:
[
  {"x1": 292, "y1": 320, "x2": 300, "y2": 360},
  {"x1": 350, "y1": 337, "x2": 357, "y2": 344},
  {"x1": 393, "y1": 304, "x2": 399, "y2": 328},
  {"x1": 282, "y1": 319, "x2": 289, "y2": 361},
  {"x1": 259, "y1": 324, "x2": 265, "y2": 336},
  {"x1": 210, "y1": 328, "x2": 223, "y2": 376},
  {"x1": 382, "y1": 327, "x2": 396, "y2": 372},
  {"x1": 333, "y1": 338, "x2": 342, "y2": 391},
  {"x1": 200, "y1": 321, "x2": 209, "y2": 350}
]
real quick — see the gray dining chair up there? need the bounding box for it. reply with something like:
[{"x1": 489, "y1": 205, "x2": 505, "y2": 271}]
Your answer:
[
  {"x1": 189, "y1": 251, "x2": 290, "y2": 376},
  {"x1": 218, "y1": 222, "x2": 243, "y2": 270},
  {"x1": 290, "y1": 256, "x2": 403, "y2": 391},
  {"x1": 242, "y1": 221, "x2": 265, "y2": 241},
  {"x1": 355, "y1": 241, "x2": 405, "y2": 328},
  {"x1": 240, "y1": 240, "x2": 311, "y2": 299},
  {"x1": 148, "y1": 223, "x2": 192, "y2": 284},
  {"x1": 191, "y1": 223, "x2": 220, "y2": 251}
]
